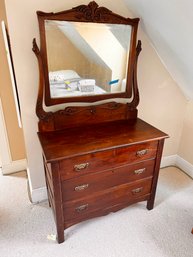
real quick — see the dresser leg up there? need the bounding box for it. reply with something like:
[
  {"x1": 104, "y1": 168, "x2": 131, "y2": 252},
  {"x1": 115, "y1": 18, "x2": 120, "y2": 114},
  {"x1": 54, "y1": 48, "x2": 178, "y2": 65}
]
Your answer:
[
  {"x1": 146, "y1": 198, "x2": 154, "y2": 210},
  {"x1": 147, "y1": 139, "x2": 165, "y2": 211},
  {"x1": 56, "y1": 228, "x2": 65, "y2": 244}
]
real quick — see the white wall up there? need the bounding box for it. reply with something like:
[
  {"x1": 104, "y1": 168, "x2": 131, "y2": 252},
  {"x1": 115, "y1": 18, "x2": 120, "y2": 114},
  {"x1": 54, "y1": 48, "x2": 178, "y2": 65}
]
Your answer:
[
  {"x1": 137, "y1": 26, "x2": 187, "y2": 157},
  {"x1": 178, "y1": 101, "x2": 193, "y2": 165},
  {"x1": 124, "y1": 0, "x2": 193, "y2": 100},
  {"x1": 4, "y1": 0, "x2": 187, "y2": 198}
]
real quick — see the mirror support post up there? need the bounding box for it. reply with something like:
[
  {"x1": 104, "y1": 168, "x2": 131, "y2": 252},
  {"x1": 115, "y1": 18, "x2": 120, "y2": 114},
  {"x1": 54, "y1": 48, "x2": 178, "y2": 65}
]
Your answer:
[
  {"x1": 32, "y1": 38, "x2": 54, "y2": 131},
  {"x1": 129, "y1": 40, "x2": 142, "y2": 110}
]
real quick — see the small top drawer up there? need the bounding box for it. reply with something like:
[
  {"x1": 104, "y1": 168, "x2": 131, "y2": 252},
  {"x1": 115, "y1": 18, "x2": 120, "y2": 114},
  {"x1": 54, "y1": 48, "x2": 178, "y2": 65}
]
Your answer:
[{"x1": 59, "y1": 140, "x2": 158, "y2": 180}]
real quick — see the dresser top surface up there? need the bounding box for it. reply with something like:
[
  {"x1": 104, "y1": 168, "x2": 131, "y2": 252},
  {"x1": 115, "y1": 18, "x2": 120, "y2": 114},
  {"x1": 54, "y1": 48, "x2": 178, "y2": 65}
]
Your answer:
[{"x1": 38, "y1": 118, "x2": 168, "y2": 162}]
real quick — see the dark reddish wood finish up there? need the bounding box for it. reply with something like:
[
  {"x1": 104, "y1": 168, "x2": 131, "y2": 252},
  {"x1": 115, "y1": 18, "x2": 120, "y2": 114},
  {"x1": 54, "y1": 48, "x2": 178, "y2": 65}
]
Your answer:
[
  {"x1": 39, "y1": 118, "x2": 168, "y2": 243},
  {"x1": 63, "y1": 194, "x2": 150, "y2": 229},
  {"x1": 37, "y1": 102, "x2": 138, "y2": 132},
  {"x1": 33, "y1": 2, "x2": 168, "y2": 244},
  {"x1": 61, "y1": 159, "x2": 155, "y2": 201},
  {"x1": 33, "y1": 1, "x2": 140, "y2": 106},
  {"x1": 38, "y1": 119, "x2": 166, "y2": 160},
  {"x1": 146, "y1": 139, "x2": 165, "y2": 210},
  {"x1": 63, "y1": 178, "x2": 152, "y2": 221}
]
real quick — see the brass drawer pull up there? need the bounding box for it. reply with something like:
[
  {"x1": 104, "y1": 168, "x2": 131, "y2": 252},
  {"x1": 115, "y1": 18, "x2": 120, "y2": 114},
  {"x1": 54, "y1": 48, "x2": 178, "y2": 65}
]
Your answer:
[
  {"x1": 132, "y1": 187, "x2": 143, "y2": 195},
  {"x1": 136, "y1": 149, "x2": 148, "y2": 157},
  {"x1": 75, "y1": 184, "x2": 89, "y2": 191},
  {"x1": 134, "y1": 168, "x2": 146, "y2": 175},
  {"x1": 74, "y1": 163, "x2": 89, "y2": 172},
  {"x1": 76, "y1": 204, "x2": 88, "y2": 212}
]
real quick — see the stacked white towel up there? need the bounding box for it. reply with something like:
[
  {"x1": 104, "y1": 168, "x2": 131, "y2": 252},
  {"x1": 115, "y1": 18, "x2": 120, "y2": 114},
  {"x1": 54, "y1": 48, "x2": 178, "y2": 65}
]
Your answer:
[{"x1": 78, "y1": 79, "x2": 96, "y2": 92}]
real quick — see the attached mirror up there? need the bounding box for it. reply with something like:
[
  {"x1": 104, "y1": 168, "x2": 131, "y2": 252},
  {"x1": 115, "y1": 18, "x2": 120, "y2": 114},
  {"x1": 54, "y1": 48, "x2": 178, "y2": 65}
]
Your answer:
[
  {"x1": 36, "y1": 1, "x2": 139, "y2": 106},
  {"x1": 45, "y1": 20, "x2": 131, "y2": 99}
]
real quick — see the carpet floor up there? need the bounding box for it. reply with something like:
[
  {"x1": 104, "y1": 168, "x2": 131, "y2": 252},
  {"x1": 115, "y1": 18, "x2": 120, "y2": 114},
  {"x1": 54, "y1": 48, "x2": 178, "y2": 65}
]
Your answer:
[{"x1": 0, "y1": 167, "x2": 193, "y2": 257}]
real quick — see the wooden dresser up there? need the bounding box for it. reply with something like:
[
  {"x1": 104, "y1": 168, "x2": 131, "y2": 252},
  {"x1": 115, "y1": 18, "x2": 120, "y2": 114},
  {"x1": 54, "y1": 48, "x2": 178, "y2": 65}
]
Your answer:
[
  {"x1": 38, "y1": 114, "x2": 168, "y2": 243},
  {"x1": 33, "y1": 1, "x2": 168, "y2": 243}
]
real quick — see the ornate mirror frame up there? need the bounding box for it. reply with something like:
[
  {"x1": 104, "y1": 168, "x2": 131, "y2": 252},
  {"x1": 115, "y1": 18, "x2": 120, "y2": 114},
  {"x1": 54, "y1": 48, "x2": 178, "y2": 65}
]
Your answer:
[{"x1": 33, "y1": 1, "x2": 140, "y2": 107}]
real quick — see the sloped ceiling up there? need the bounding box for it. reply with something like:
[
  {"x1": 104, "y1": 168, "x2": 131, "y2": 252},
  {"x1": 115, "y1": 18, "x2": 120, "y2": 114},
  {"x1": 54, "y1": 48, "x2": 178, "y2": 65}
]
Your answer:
[{"x1": 124, "y1": 0, "x2": 193, "y2": 100}]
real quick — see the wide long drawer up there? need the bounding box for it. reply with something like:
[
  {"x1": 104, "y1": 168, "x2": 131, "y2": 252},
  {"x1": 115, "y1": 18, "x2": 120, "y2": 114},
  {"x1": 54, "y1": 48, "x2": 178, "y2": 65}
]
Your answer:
[
  {"x1": 59, "y1": 141, "x2": 158, "y2": 180},
  {"x1": 63, "y1": 178, "x2": 152, "y2": 221},
  {"x1": 62, "y1": 159, "x2": 155, "y2": 201}
]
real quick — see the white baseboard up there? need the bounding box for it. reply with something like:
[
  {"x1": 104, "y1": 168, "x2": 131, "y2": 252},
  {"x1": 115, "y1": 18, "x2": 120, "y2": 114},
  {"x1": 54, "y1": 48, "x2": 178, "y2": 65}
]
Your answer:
[
  {"x1": 1, "y1": 158, "x2": 27, "y2": 174},
  {"x1": 161, "y1": 154, "x2": 193, "y2": 179},
  {"x1": 160, "y1": 155, "x2": 177, "y2": 168},
  {"x1": 30, "y1": 186, "x2": 48, "y2": 204},
  {"x1": 176, "y1": 156, "x2": 193, "y2": 179}
]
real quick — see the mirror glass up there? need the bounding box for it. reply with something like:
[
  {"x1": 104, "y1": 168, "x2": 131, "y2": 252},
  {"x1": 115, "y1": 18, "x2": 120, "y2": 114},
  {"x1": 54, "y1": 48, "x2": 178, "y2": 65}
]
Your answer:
[{"x1": 45, "y1": 20, "x2": 132, "y2": 98}]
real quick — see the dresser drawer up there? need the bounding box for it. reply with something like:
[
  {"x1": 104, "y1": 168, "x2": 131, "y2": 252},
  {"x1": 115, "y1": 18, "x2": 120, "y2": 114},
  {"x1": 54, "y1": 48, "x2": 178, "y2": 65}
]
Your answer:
[
  {"x1": 63, "y1": 178, "x2": 152, "y2": 221},
  {"x1": 62, "y1": 159, "x2": 155, "y2": 201},
  {"x1": 59, "y1": 141, "x2": 158, "y2": 180}
]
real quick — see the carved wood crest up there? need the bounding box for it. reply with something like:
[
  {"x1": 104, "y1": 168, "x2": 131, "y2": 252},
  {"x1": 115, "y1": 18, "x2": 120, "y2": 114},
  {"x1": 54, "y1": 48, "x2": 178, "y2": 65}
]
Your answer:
[{"x1": 73, "y1": 1, "x2": 112, "y2": 22}]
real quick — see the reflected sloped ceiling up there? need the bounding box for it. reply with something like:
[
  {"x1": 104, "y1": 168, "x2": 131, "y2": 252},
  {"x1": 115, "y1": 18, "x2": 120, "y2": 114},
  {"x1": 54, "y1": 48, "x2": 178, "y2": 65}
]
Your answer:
[
  {"x1": 124, "y1": 0, "x2": 193, "y2": 99},
  {"x1": 58, "y1": 22, "x2": 108, "y2": 68}
]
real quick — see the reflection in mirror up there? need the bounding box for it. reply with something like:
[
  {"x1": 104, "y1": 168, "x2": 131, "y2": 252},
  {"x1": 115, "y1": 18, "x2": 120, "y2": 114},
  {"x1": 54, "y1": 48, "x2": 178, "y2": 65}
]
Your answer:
[{"x1": 45, "y1": 20, "x2": 131, "y2": 98}]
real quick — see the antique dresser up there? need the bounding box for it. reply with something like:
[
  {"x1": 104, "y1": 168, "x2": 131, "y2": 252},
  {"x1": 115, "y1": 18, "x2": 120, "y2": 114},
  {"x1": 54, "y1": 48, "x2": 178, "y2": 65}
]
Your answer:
[{"x1": 33, "y1": 1, "x2": 168, "y2": 243}]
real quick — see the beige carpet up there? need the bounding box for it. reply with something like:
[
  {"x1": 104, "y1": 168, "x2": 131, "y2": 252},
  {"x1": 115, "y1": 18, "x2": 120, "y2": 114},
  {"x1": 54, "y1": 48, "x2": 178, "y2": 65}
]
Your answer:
[{"x1": 0, "y1": 167, "x2": 193, "y2": 257}]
